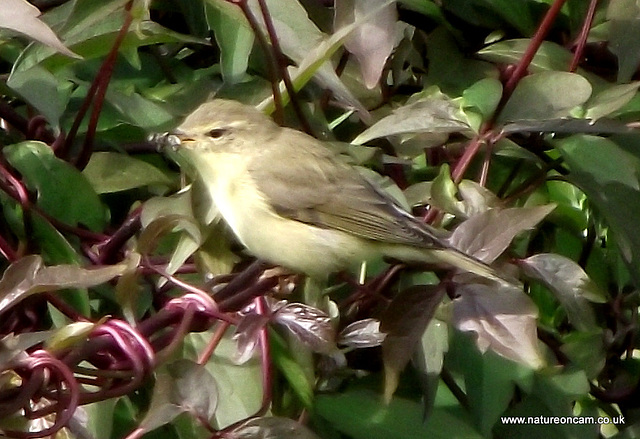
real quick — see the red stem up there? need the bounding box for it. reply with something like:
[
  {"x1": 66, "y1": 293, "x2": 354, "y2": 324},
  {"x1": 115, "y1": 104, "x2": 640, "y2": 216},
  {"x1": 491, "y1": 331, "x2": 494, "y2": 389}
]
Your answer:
[
  {"x1": 503, "y1": 0, "x2": 569, "y2": 98},
  {"x1": 569, "y1": 0, "x2": 599, "y2": 73},
  {"x1": 74, "y1": 2, "x2": 134, "y2": 170},
  {"x1": 256, "y1": 0, "x2": 313, "y2": 134}
]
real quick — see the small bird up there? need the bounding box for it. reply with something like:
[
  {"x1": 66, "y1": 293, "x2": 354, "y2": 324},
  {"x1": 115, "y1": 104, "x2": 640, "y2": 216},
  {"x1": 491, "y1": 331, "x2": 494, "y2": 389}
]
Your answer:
[{"x1": 154, "y1": 99, "x2": 502, "y2": 281}]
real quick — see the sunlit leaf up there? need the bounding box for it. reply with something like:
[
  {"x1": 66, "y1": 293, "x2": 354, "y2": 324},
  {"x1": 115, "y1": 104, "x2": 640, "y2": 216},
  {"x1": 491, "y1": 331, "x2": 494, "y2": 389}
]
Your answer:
[
  {"x1": 184, "y1": 330, "x2": 262, "y2": 428},
  {"x1": 247, "y1": 0, "x2": 375, "y2": 117},
  {"x1": 453, "y1": 280, "x2": 544, "y2": 369},
  {"x1": 352, "y1": 94, "x2": 472, "y2": 145},
  {"x1": 83, "y1": 152, "x2": 173, "y2": 194},
  {"x1": 448, "y1": 205, "x2": 556, "y2": 263},
  {"x1": 0, "y1": 0, "x2": 79, "y2": 58},
  {"x1": 335, "y1": 0, "x2": 397, "y2": 89},
  {"x1": 45, "y1": 321, "x2": 98, "y2": 352},
  {"x1": 0, "y1": 255, "x2": 127, "y2": 315}
]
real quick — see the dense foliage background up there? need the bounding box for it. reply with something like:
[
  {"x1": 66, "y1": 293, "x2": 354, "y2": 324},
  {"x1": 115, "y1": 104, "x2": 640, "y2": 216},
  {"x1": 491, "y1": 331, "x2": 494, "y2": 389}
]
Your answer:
[{"x1": 0, "y1": 0, "x2": 639, "y2": 438}]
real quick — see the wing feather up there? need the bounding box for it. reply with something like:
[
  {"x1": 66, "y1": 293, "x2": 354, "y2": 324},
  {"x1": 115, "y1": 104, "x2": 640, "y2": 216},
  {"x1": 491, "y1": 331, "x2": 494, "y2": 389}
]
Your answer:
[{"x1": 248, "y1": 129, "x2": 447, "y2": 247}]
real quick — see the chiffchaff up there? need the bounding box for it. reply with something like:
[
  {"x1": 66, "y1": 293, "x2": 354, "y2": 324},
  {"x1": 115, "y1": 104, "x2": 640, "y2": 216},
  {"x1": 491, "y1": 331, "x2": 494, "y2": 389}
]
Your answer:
[{"x1": 153, "y1": 99, "x2": 503, "y2": 281}]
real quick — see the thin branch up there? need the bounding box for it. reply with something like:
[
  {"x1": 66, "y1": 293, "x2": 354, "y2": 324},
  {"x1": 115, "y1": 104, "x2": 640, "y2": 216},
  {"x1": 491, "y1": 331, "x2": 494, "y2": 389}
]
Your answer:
[
  {"x1": 569, "y1": 0, "x2": 599, "y2": 73},
  {"x1": 74, "y1": 2, "x2": 134, "y2": 170},
  {"x1": 232, "y1": 0, "x2": 285, "y2": 123},
  {"x1": 256, "y1": 0, "x2": 313, "y2": 134},
  {"x1": 502, "y1": 0, "x2": 569, "y2": 99}
]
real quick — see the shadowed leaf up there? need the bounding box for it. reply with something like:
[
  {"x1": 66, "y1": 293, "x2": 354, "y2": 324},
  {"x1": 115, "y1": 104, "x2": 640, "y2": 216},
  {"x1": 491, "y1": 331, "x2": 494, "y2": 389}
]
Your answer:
[{"x1": 520, "y1": 253, "x2": 606, "y2": 332}]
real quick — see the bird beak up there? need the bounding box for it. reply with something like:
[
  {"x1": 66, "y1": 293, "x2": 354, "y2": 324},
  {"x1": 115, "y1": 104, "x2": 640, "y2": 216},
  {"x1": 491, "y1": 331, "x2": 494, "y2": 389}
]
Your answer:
[{"x1": 148, "y1": 130, "x2": 189, "y2": 152}]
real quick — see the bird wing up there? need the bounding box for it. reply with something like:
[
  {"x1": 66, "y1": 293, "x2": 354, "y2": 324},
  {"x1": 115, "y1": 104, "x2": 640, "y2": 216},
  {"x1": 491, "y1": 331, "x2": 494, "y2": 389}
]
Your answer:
[{"x1": 248, "y1": 129, "x2": 448, "y2": 247}]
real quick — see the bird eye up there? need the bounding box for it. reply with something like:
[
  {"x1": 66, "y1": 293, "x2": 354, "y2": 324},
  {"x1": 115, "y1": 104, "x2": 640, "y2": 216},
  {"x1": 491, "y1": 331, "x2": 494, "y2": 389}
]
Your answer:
[{"x1": 207, "y1": 128, "x2": 227, "y2": 138}]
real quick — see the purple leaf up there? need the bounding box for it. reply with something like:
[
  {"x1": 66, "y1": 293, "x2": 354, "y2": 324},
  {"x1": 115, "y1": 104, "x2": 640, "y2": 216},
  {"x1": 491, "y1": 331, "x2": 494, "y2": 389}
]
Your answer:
[
  {"x1": 335, "y1": 0, "x2": 398, "y2": 88},
  {"x1": 274, "y1": 303, "x2": 335, "y2": 353},
  {"x1": 448, "y1": 204, "x2": 556, "y2": 263},
  {"x1": 338, "y1": 318, "x2": 386, "y2": 348},
  {"x1": 453, "y1": 280, "x2": 543, "y2": 369}
]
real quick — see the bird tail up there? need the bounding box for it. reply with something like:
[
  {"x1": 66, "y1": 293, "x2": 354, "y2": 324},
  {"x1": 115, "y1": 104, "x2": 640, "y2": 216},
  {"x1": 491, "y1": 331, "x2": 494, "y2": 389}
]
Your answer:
[{"x1": 382, "y1": 244, "x2": 514, "y2": 284}]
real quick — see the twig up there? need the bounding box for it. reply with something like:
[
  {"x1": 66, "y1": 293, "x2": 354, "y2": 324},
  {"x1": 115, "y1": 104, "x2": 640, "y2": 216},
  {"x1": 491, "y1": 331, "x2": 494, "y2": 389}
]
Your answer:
[
  {"x1": 256, "y1": 0, "x2": 313, "y2": 134},
  {"x1": 569, "y1": 0, "x2": 599, "y2": 73},
  {"x1": 231, "y1": 0, "x2": 285, "y2": 123}
]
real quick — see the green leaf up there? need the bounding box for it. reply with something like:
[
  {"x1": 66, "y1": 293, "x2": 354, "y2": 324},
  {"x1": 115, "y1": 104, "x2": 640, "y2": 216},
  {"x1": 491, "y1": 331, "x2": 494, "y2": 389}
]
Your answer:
[
  {"x1": 554, "y1": 135, "x2": 640, "y2": 286},
  {"x1": 270, "y1": 329, "x2": 315, "y2": 408},
  {"x1": 498, "y1": 72, "x2": 592, "y2": 122},
  {"x1": 30, "y1": 214, "x2": 81, "y2": 264},
  {"x1": 6, "y1": 64, "x2": 73, "y2": 128},
  {"x1": 560, "y1": 332, "x2": 606, "y2": 379},
  {"x1": 352, "y1": 93, "x2": 472, "y2": 145},
  {"x1": 45, "y1": 321, "x2": 97, "y2": 352},
  {"x1": 184, "y1": 330, "x2": 263, "y2": 428},
  {"x1": 442, "y1": 0, "x2": 536, "y2": 35},
  {"x1": 15, "y1": 2, "x2": 205, "y2": 73},
  {"x1": 204, "y1": 1, "x2": 254, "y2": 84},
  {"x1": 83, "y1": 152, "x2": 173, "y2": 194},
  {"x1": 255, "y1": 0, "x2": 397, "y2": 118},
  {"x1": 315, "y1": 387, "x2": 482, "y2": 439},
  {"x1": 462, "y1": 77, "x2": 503, "y2": 121},
  {"x1": 584, "y1": 81, "x2": 640, "y2": 121},
  {"x1": 494, "y1": 370, "x2": 592, "y2": 438},
  {"x1": 3, "y1": 141, "x2": 107, "y2": 231},
  {"x1": 502, "y1": 118, "x2": 633, "y2": 135},
  {"x1": 425, "y1": 28, "x2": 498, "y2": 96},
  {"x1": 607, "y1": 0, "x2": 640, "y2": 82},
  {"x1": 430, "y1": 164, "x2": 459, "y2": 215},
  {"x1": 478, "y1": 39, "x2": 574, "y2": 72},
  {"x1": 448, "y1": 332, "x2": 535, "y2": 436},
  {"x1": 397, "y1": 0, "x2": 445, "y2": 22}
]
